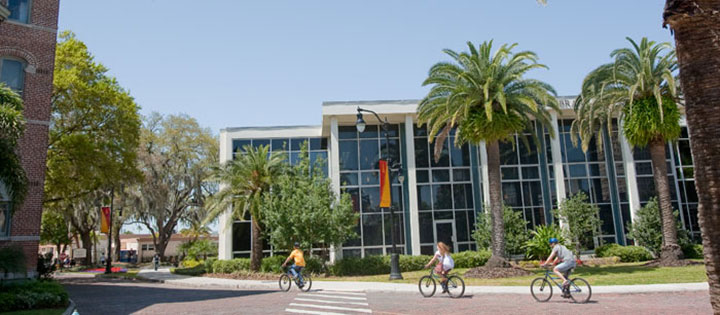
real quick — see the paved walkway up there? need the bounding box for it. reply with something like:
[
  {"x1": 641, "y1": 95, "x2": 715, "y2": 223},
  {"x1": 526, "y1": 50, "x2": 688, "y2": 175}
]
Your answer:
[{"x1": 137, "y1": 268, "x2": 708, "y2": 294}]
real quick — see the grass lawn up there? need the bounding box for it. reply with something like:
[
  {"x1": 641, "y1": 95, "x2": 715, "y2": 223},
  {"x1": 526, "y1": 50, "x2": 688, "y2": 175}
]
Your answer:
[
  {"x1": 3, "y1": 308, "x2": 66, "y2": 315},
  {"x1": 96, "y1": 269, "x2": 140, "y2": 280},
  {"x1": 321, "y1": 261, "x2": 707, "y2": 286}
]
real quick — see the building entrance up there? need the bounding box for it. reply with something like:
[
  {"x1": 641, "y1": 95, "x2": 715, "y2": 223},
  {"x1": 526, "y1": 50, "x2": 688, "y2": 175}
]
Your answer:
[{"x1": 434, "y1": 220, "x2": 457, "y2": 253}]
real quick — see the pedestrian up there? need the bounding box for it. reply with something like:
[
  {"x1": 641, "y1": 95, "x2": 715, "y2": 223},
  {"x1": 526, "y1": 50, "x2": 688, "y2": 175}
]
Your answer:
[{"x1": 153, "y1": 254, "x2": 160, "y2": 271}]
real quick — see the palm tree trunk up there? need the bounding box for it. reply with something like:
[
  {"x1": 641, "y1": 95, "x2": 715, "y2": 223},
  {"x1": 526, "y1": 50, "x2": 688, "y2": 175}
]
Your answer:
[
  {"x1": 485, "y1": 140, "x2": 510, "y2": 268},
  {"x1": 664, "y1": 1, "x2": 720, "y2": 311},
  {"x1": 250, "y1": 219, "x2": 263, "y2": 271},
  {"x1": 648, "y1": 138, "x2": 683, "y2": 264}
]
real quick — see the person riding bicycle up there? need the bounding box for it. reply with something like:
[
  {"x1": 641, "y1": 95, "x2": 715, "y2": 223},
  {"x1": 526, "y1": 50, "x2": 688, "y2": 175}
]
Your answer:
[
  {"x1": 424, "y1": 242, "x2": 454, "y2": 293},
  {"x1": 542, "y1": 238, "x2": 576, "y2": 298},
  {"x1": 282, "y1": 242, "x2": 306, "y2": 288}
]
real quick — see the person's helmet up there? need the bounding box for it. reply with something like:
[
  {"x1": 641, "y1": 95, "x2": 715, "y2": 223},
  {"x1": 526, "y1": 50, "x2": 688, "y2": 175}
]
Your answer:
[
  {"x1": 294, "y1": 242, "x2": 300, "y2": 247},
  {"x1": 549, "y1": 237, "x2": 558, "y2": 244}
]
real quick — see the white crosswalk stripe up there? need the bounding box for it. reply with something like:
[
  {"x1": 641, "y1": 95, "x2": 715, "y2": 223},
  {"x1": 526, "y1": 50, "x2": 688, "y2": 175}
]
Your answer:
[{"x1": 286, "y1": 290, "x2": 372, "y2": 314}]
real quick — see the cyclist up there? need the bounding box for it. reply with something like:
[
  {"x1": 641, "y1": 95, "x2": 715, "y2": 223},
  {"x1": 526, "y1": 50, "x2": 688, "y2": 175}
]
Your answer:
[
  {"x1": 424, "y1": 242, "x2": 454, "y2": 293},
  {"x1": 542, "y1": 238, "x2": 576, "y2": 298},
  {"x1": 282, "y1": 242, "x2": 306, "y2": 288}
]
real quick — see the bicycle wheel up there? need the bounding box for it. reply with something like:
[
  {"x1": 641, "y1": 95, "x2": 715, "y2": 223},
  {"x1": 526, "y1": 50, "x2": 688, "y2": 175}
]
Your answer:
[
  {"x1": 530, "y1": 278, "x2": 553, "y2": 302},
  {"x1": 568, "y1": 278, "x2": 591, "y2": 304},
  {"x1": 418, "y1": 275, "x2": 436, "y2": 297},
  {"x1": 299, "y1": 274, "x2": 312, "y2": 292},
  {"x1": 279, "y1": 274, "x2": 291, "y2": 291},
  {"x1": 446, "y1": 275, "x2": 465, "y2": 298}
]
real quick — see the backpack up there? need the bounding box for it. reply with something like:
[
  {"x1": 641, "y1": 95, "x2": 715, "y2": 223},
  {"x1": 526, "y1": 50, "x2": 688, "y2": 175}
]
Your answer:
[{"x1": 442, "y1": 254, "x2": 455, "y2": 270}]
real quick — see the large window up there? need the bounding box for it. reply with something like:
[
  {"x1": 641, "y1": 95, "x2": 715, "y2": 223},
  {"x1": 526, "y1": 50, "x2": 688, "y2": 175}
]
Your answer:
[
  {"x1": 0, "y1": 58, "x2": 25, "y2": 95},
  {"x1": 339, "y1": 124, "x2": 405, "y2": 258},
  {"x1": 8, "y1": 0, "x2": 30, "y2": 23},
  {"x1": 415, "y1": 125, "x2": 477, "y2": 255},
  {"x1": 673, "y1": 127, "x2": 700, "y2": 240},
  {"x1": 0, "y1": 183, "x2": 9, "y2": 237}
]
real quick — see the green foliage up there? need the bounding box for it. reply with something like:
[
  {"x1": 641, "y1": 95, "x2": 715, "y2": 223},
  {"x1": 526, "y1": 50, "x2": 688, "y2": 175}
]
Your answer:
[
  {"x1": 181, "y1": 258, "x2": 201, "y2": 268},
  {"x1": 260, "y1": 255, "x2": 286, "y2": 273},
  {"x1": 204, "y1": 257, "x2": 217, "y2": 273},
  {"x1": 329, "y1": 256, "x2": 388, "y2": 276},
  {"x1": 627, "y1": 197, "x2": 693, "y2": 257},
  {"x1": 451, "y1": 250, "x2": 492, "y2": 268},
  {"x1": 0, "y1": 83, "x2": 27, "y2": 209},
  {"x1": 0, "y1": 246, "x2": 25, "y2": 275},
  {"x1": 211, "y1": 259, "x2": 251, "y2": 274},
  {"x1": 179, "y1": 239, "x2": 217, "y2": 261},
  {"x1": 623, "y1": 97, "x2": 681, "y2": 147},
  {"x1": 524, "y1": 224, "x2": 565, "y2": 260},
  {"x1": 473, "y1": 205, "x2": 529, "y2": 255},
  {"x1": 172, "y1": 265, "x2": 206, "y2": 276},
  {"x1": 0, "y1": 280, "x2": 69, "y2": 312},
  {"x1": 263, "y1": 143, "x2": 358, "y2": 252},
  {"x1": 683, "y1": 244, "x2": 703, "y2": 260},
  {"x1": 36, "y1": 255, "x2": 56, "y2": 280},
  {"x1": 594, "y1": 244, "x2": 653, "y2": 262},
  {"x1": 40, "y1": 211, "x2": 70, "y2": 251},
  {"x1": 553, "y1": 192, "x2": 603, "y2": 253}
]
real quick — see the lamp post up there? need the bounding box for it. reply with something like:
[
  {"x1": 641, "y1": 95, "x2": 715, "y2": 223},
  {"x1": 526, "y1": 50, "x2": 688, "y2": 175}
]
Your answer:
[
  {"x1": 105, "y1": 187, "x2": 114, "y2": 274},
  {"x1": 356, "y1": 107, "x2": 404, "y2": 280}
]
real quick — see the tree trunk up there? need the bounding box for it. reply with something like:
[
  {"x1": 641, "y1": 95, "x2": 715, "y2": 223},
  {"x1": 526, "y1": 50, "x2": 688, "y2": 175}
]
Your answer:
[
  {"x1": 664, "y1": 1, "x2": 720, "y2": 311},
  {"x1": 80, "y1": 233, "x2": 93, "y2": 266},
  {"x1": 250, "y1": 219, "x2": 263, "y2": 271},
  {"x1": 648, "y1": 138, "x2": 684, "y2": 264},
  {"x1": 484, "y1": 140, "x2": 510, "y2": 268},
  {"x1": 112, "y1": 219, "x2": 121, "y2": 262}
]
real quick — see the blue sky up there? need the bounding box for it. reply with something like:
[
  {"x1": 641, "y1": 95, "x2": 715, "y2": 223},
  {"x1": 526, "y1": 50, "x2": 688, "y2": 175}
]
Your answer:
[{"x1": 58, "y1": 1, "x2": 674, "y2": 135}]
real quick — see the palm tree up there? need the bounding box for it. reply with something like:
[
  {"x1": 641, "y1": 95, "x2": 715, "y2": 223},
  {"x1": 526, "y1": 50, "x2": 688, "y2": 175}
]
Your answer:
[
  {"x1": 418, "y1": 41, "x2": 559, "y2": 267},
  {"x1": 572, "y1": 37, "x2": 684, "y2": 264},
  {"x1": 204, "y1": 144, "x2": 285, "y2": 271},
  {"x1": 664, "y1": 1, "x2": 720, "y2": 310},
  {"x1": 0, "y1": 84, "x2": 27, "y2": 211}
]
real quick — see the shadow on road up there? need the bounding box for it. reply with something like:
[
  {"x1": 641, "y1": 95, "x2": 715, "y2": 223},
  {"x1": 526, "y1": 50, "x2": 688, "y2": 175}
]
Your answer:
[{"x1": 61, "y1": 277, "x2": 276, "y2": 315}]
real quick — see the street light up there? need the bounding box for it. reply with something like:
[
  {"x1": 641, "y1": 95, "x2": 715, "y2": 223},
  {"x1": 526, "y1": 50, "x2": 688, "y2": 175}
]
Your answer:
[{"x1": 356, "y1": 107, "x2": 403, "y2": 280}]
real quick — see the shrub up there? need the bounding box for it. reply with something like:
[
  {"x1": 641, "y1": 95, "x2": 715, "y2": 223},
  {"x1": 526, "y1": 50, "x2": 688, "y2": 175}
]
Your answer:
[
  {"x1": 524, "y1": 224, "x2": 565, "y2": 260},
  {"x1": 181, "y1": 258, "x2": 201, "y2": 268},
  {"x1": 473, "y1": 205, "x2": 529, "y2": 255},
  {"x1": 212, "y1": 258, "x2": 250, "y2": 274},
  {"x1": 304, "y1": 257, "x2": 326, "y2": 274},
  {"x1": 553, "y1": 192, "x2": 603, "y2": 254},
  {"x1": 172, "y1": 265, "x2": 206, "y2": 276},
  {"x1": 37, "y1": 255, "x2": 55, "y2": 280},
  {"x1": 260, "y1": 255, "x2": 286, "y2": 273},
  {"x1": 0, "y1": 246, "x2": 25, "y2": 276},
  {"x1": 627, "y1": 197, "x2": 693, "y2": 257},
  {"x1": 683, "y1": 244, "x2": 704, "y2": 260},
  {"x1": 204, "y1": 257, "x2": 217, "y2": 273},
  {"x1": 0, "y1": 280, "x2": 69, "y2": 312},
  {"x1": 329, "y1": 256, "x2": 387, "y2": 276},
  {"x1": 395, "y1": 255, "x2": 432, "y2": 271},
  {"x1": 451, "y1": 250, "x2": 491, "y2": 268},
  {"x1": 595, "y1": 244, "x2": 653, "y2": 262}
]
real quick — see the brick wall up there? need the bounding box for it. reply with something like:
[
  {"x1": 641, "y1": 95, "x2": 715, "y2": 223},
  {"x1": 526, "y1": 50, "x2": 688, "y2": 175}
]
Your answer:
[{"x1": 0, "y1": 0, "x2": 59, "y2": 277}]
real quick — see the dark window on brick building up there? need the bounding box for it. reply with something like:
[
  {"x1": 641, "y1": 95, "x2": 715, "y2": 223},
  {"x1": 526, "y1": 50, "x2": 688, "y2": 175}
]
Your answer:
[
  {"x1": 8, "y1": 0, "x2": 30, "y2": 23},
  {"x1": 0, "y1": 58, "x2": 25, "y2": 95},
  {"x1": 0, "y1": 184, "x2": 9, "y2": 237}
]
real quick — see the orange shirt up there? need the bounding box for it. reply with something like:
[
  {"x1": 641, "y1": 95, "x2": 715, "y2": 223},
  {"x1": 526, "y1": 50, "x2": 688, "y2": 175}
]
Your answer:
[{"x1": 288, "y1": 249, "x2": 306, "y2": 267}]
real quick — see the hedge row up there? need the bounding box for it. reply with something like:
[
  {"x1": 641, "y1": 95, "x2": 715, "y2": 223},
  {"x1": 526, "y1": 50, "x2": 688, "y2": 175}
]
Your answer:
[
  {"x1": 595, "y1": 244, "x2": 653, "y2": 262},
  {"x1": 0, "y1": 280, "x2": 69, "y2": 312},
  {"x1": 172, "y1": 265, "x2": 206, "y2": 276}
]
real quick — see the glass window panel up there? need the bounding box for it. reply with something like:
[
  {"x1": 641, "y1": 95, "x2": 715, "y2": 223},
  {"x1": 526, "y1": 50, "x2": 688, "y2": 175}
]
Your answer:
[
  {"x1": 414, "y1": 138, "x2": 430, "y2": 168},
  {"x1": 502, "y1": 182, "x2": 522, "y2": 207},
  {"x1": 568, "y1": 179, "x2": 591, "y2": 197},
  {"x1": 414, "y1": 124, "x2": 428, "y2": 137},
  {"x1": 432, "y1": 169, "x2": 450, "y2": 183},
  {"x1": 309, "y1": 138, "x2": 328, "y2": 150},
  {"x1": 416, "y1": 170, "x2": 429, "y2": 183},
  {"x1": 544, "y1": 134, "x2": 553, "y2": 164},
  {"x1": 417, "y1": 185, "x2": 433, "y2": 210},
  {"x1": 0, "y1": 203, "x2": 8, "y2": 236},
  {"x1": 232, "y1": 222, "x2": 251, "y2": 251},
  {"x1": 380, "y1": 138, "x2": 401, "y2": 165},
  {"x1": 685, "y1": 181, "x2": 698, "y2": 202},
  {"x1": 343, "y1": 222, "x2": 361, "y2": 247},
  {"x1": 522, "y1": 167, "x2": 539, "y2": 179},
  {"x1": 434, "y1": 211, "x2": 453, "y2": 220},
  {"x1": 455, "y1": 211, "x2": 469, "y2": 242},
  {"x1": 339, "y1": 126, "x2": 357, "y2": 139},
  {"x1": 591, "y1": 178, "x2": 611, "y2": 203},
  {"x1": 8, "y1": 0, "x2": 29, "y2": 23},
  {"x1": 678, "y1": 141, "x2": 693, "y2": 166},
  {"x1": 361, "y1": 171, "x2": 379, "y2": 186},
  {"x1": 501, "y1": 167, "x2": 519, "y2": 180},
  {"x1": 635, "y1": 162, "x2": 653, "y2": 175},
  {"x1": 519, "y1": 140, "x2": 539, "y2": 164},
  {"x1": 342, "y1": 187, "x2": 360, "y2": 213},
  {"x1": 390, "y1": 186, "x2": 403, "y2": 212},
  {"x1": 271, "y1": 138, "x2": 289, "y2": 151},
  {"x1": 289, "y1": 138, "x2": 306, "y2": 151},
  {"x1": 568, "y1": 164, "x2": 587, "y2": 178},
  {"x1": 453, "y1": 184, "x2": 467, "y2": 209},
  {"x1": 523, "y1": 182, "x2": 543, "y2": 206},
  {"x1": 359, "y1": 125, "x2": 378, "y2": 138},
  {"x1": 364, "y1": 248, "x2": 383, "y2": 256},
  {"x1": 633, "y1": 147, "x2": 651, "y2": 160},
  {"x1": 499, "y1": 141, "x2": 518, "y2": 165},
  {"x1": 340, "y1": 173, "x2": 358, "y2": 186},
  {"x1": 290, "y1": 152, "x2": 307, "y2": 165},
  {"x1": 464, "y1": 184, "x2": 474, "y2": 209},
  {"x1": 598, "y1": 204, "x2": 615, "y2": 235},
  {"x1": 451, "y1": 143, "x2": 471, "y2": 167},
  {"x1": 563, "y1": 134, "x2": 586, "y2": 163},
  {"x1": 452, "y1": 169, "x2": 471, "y2": 182},
  {"x1": 586, "y1": 138, "x2": 602, "y2": 162},
  {"x1": 252, "y1": 139, "x2": 270, "y2": 149},
  {"x1": 342, "y1": 249, "x2": 361, "y2": 258},
  {"x1": 432, "y1": 184, "x2": 453, "y2": 210},
  {"x1": 420, "y1": 246, "x2": 434, "y2": 255},
  {"x1": 382, "y1": 124, "x2": 399, "y2": 138},
  {"x1": 589, "y1": 164, "x2": 601, "y2": 176},
  {"x1": 361, "y1": 187, "x2": 380, "y2": 213},
  {"x1": 362, "y1": 214, "x2": 383, "y2": 246},
  {"x1": 232, "y1": 140, "x2": 251, "y2": 154},
  {"x1": 310, "y1": 151, "x2": 327, "y2": 169},
  {"x1": 359, "y1": 139, "x2": 379, "y2": 170},
  {"x1": 430, "y1": 138, "x2": 450, "y2": 167},
  {"x1": 383, "y1": 213, "x2": 404, "y2": 246},
  {"x1": 419, "y1": 212, "x2": 434, "y2": 243},
  {"x1": 339, "y1": 140, "x2": 358, "y2": 170},
  {"x1": 636, "y1": 177, "x2": 656, "y2": 202},
  {"x1": 0, "y1": 59, "x2": 25, "y2": 91}
]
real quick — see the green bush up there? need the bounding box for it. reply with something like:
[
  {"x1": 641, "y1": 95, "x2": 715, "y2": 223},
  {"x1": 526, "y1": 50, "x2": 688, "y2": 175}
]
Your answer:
[
  {"x1": 0, "y1": 280, "x2": 69, "y2": 312},
  {"x1": 330, "y1": 256, "x2": 387, "y2": 276},
  {"x1": 683, "y1": 244, "x2": 704, "y2": 259},
  {"x1": 260, "y1": 255, "x2": 286, "y2": 273},
  {"x1": 595, "y1": 244, "x2": 653, "y2": 262},
  {"x1": 627, "y1": 197, "x2": 694, "y2": 257},
  {"x1": 304, "y1": 257, "x2": 326, "y2": 274},
  {"x1": 452, "y1": 250, "x2": 491, "y2": 268},
  {"x1": 172, "y1": 265, "x2": 206, "y2": 276},
  {"x1": 0, "y1": 246, "x2": 26, "y2": 275},
  {"x1": 181, "y1": 258, "x2": 201, "y2": 268},
  {"x1": 473, "y1": 205, "x2": 529, "y2": 255},
  {"x1": 204, "y1": 257, "x2": 217, "y2": 273},
  {"x1": 395, "y1": 255, "x2": 432, "y2": 271},
  {"x1": 524, "y1": 224, "x2": 566, "y2": 260},
  {"x1": 211, "y1": 258, "x2": 250, "y2": 274}
]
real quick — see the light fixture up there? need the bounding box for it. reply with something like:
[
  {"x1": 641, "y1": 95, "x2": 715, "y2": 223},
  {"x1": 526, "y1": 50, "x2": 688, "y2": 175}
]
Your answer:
[
  {"x1": 397, "y1": 168, "x2": 405, "y2": 184},
  {"x1": 356, "y1": 111, "x2": 366, "y2": 133}
]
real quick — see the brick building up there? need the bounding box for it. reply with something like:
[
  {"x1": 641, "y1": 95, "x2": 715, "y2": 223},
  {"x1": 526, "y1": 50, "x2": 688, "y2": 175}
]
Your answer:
[{"x1": 0, "y1": 0, "x2": 59, "y2": 278}]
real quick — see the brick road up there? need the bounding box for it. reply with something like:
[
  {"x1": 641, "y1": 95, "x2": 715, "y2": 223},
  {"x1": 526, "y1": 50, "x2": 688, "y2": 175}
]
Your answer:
[{"x1": 62, "y1": 277, "x2": 712, "y2": 314}]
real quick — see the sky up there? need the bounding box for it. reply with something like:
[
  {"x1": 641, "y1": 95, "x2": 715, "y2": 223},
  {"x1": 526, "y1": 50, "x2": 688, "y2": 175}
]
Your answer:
[{"x1": 58, "y1": 0, "x2": 674, "y2": 136}]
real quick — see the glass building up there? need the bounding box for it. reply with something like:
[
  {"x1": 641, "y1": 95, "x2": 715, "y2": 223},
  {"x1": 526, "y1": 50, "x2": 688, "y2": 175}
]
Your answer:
[{"x1": 217, "y1": 98, "x2": 700, "y2": 260}]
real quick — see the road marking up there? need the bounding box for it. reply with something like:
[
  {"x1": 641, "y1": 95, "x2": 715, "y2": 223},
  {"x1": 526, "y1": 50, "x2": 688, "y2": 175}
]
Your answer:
[
  {"x1": 298, "y1": 294, "x2": 367, "y2": 300},
  {"x1": 294, "y1": 298, "x2": 369, "y2": 306},
  {"x1": 315, "y1": 290, "x2": 367, "y2": 296},
  {"x1": 289, "y1": 303, "x2": 372, "y2": 313},
  {"x1": 285, "y1": 308, "x2": 347, "y2": 315}
]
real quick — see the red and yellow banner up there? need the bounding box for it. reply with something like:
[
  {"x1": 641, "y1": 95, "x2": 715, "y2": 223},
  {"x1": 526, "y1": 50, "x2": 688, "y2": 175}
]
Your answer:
[
  {"x1": 379, "y1": 159, "x2": 391, "y2": 208},
  {"x1": 100, "y1": 206, "x2": 111, "y2": 234}
]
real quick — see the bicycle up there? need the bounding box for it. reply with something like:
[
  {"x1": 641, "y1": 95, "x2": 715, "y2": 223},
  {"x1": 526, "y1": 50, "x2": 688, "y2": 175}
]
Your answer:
[
  {"x1": 418, "y1": 268, "x2": 465, "y2": 298},
  {"x1": 279, "y1": 266, "x2": 312, "y2": 292},
  {"x1": 530, "y1": 265, "x2": 591, "y2": 303}
]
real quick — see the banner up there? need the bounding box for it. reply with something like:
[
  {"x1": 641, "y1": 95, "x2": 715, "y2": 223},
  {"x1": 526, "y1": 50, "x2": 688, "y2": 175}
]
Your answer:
[
  {"x1": 100, "y1": 206, "x2": 111, "y2": 234},
  {"x1": 379, "y1": 159, "x2": 391, "y2": 208}
]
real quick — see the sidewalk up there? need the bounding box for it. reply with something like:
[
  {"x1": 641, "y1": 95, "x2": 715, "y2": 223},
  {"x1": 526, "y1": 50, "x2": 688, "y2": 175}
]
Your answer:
[{"x1": 137, "y1": 269, "x2": 708, "y2": 294}]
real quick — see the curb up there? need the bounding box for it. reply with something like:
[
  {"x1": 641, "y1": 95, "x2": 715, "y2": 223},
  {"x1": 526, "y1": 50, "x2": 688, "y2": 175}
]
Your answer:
[{"x1": 61, "y1": 298, "x2": 76, "y2": 315}]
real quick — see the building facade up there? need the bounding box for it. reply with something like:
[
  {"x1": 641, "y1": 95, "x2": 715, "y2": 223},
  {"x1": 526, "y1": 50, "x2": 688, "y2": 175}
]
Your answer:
[
  {"x1": 0, "y1": 0, "x2": 59, "y2": 277},
  {"x1": 218, "y1": 98, "x2": 700, "y2": 260}
]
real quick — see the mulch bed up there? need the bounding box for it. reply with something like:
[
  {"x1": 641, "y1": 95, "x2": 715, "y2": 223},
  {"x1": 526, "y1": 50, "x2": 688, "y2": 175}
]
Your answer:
[
  {"x1": 204, "y1": 272, "x2": 280, "y2": 281},
  {"x1": 464, "y1": 266, "x2": 534, "y2": 279},
  {"x1": 643, "y1": 259, "x2": 702, "y2": 267}
]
